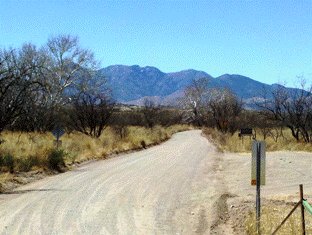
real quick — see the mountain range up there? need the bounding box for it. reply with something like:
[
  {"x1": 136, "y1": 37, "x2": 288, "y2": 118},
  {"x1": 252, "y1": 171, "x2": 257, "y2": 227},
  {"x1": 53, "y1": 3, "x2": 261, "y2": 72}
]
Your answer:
[{"x1": 96, "y1": 65, "x2": 298, "y2": 106}]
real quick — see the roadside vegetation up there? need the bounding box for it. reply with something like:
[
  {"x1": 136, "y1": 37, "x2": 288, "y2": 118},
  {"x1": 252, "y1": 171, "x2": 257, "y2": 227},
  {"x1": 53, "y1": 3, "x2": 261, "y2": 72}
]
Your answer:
[
  {"x1": 0, "y1": 35, "x2": 189, "y2": 175},
  {"x1": 203, "y1": 127, "x2": 312, "y2": 152},
  {"x1": 0, "y1": 124, "x2": 189, "y2": 172},
  {"x1": 244, "y1": 203, "x2": 312, "y2": 234}
]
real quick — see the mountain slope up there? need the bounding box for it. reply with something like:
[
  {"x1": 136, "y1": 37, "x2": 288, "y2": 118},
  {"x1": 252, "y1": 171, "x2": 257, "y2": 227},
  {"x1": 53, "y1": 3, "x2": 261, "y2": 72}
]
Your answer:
[
  {"x1": 211, "y1": 74, "x2": 272, "y2": 99},
  {"x1": 96, "y1": 65, "x2": 299, "y2": 105},
  {"x1": 98, "y1": 65, "x2": 213, "y2": 102}
]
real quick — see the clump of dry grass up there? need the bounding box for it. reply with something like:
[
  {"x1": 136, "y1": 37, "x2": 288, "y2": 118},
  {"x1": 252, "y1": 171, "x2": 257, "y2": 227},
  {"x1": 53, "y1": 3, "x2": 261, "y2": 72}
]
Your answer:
[
  {"x1": 0, "y1": 125, "x2": 190, "y2": 174},
  {"x1": 203, "y1": 128, "x2": 312, "y2": 152},
  {"x1": 245, "y1": 204, "x2": 312, "y2": 234}
]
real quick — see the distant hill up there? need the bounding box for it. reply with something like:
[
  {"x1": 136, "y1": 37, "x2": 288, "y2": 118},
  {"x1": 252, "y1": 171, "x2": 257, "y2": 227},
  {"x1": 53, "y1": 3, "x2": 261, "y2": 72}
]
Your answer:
[
  {"x1": 98, "y1": 65, "x2": 212, "y2": 103},
  {"x1": 96, "y1": 65, "x2": 300, "y2": 106}
]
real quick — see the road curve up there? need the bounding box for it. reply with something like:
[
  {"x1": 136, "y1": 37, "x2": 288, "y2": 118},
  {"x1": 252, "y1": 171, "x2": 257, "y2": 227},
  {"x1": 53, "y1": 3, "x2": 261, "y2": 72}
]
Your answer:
[{"x1": 0, "y1": 130, "x2": 219, "y2": 235}]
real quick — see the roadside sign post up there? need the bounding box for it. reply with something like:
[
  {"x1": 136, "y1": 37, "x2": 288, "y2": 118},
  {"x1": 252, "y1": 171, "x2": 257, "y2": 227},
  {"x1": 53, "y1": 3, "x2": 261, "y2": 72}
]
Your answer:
[
  {"x1": 52, "y1": 127, "x2": 65, "y2": 149},
  {"x1": 256, "y1": 143, "x2": 261, "y2": 234},
  {"x1": 239, "y1": 128, "x2": 253, "y2": 143},
  {"x1": 251, "y1": 141, "x2": 266, "y2": 235}
]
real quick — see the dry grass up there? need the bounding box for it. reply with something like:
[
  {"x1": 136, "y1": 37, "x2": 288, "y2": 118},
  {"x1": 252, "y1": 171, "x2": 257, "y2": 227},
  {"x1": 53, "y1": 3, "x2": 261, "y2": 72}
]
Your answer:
[
  {"x1": 203, "y1": 128, "x2": 312, "y2": 153},
  {"x1": 245, "y1": 203, "x2": 312, "y2": 234},
  {"x1": 0, "y1": 125, "x2": 191, "y2": 174}
]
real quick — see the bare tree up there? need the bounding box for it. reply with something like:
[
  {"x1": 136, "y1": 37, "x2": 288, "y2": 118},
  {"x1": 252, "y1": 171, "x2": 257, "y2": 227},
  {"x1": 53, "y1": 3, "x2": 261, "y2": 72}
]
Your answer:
[
  {"x1": 180, "y1": 77, "x2": 210, "y2": 126},
  {"x1": 255, "y1": 111, "x2": 284, "y2": 141},
  {"x1": 258, "y1": 81, "x2": 312, "y2": 142},
  {"x1": 208, "y1": 88, "x2": 243, "y2": 134},
  {"x1": 28, "y1": 35, "x2": 100, "y2": 131},
  {"x1": 69, "y1": 91, "x2": 114, "y2": 138},
  {"x1": 0, "y1": 44, "x2": 45, "y2": 132},
  {"x1": 142, "y1": 98, "x2": 160, "y2": 128},
  {"x1": 43, "y1": 35, "x2": 98, "y2": 105},
  {"x1": 0, "y1": 35, "x2": 105, "y2": 133}
]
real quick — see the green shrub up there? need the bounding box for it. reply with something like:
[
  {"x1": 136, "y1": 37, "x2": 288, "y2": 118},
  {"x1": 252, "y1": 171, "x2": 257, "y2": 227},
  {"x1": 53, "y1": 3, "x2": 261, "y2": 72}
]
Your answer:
[
  {"x1": 15, "y1": 156, "x2": 40, "y2": 172},
  {"x1": 47, "y1": 149, "x2": 67, "y2": 172},
  {"x1": 141, "y1": 140, "x2": 146, "y2": 148},
  {"x1": 0, "y1": 154, "x2": 14, "y2": 173}
]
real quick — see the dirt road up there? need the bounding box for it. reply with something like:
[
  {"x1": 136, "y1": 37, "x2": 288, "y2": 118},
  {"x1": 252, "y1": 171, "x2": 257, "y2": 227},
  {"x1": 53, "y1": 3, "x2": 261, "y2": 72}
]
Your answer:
[
  {"x1": 0, "y1": 130, "x2": 223, "y2": 235},
  {"x1": 1, "y1": 130, "x2": 312, "y2": 234}
]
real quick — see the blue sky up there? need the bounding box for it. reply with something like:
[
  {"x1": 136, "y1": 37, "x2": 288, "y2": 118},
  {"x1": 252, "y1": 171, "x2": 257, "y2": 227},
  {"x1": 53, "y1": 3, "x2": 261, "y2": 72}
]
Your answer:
[{"x1": 0, "y1": 0, "x2": 311, "y2": 85}]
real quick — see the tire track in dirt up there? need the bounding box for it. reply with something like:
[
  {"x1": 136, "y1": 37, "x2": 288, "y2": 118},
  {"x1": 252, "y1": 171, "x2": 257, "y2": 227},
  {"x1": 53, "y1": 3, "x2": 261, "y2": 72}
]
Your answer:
[{"x1": 0, "y1": 130, "x2": 222, "y2": 235}]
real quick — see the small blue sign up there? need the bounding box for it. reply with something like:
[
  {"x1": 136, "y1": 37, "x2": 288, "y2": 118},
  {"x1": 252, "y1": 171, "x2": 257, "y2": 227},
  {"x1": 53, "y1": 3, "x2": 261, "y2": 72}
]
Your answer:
[{"x1": 52, "y1": 127, "x2": 65, "y2": 140}]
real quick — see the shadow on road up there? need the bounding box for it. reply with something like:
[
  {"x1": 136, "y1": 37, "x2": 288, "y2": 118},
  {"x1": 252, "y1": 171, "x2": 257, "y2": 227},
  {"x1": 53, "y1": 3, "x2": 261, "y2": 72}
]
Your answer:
[{"x1": 2, "y1": 188, "x2": 63, "y2": 194}]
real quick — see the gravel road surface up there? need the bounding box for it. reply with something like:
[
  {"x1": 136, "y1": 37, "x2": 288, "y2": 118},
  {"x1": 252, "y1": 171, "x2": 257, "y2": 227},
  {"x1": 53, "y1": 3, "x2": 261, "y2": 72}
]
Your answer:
[
  {"x1": 0, "y1": 130, "x2": 220, "y2": 235},
  {"x1": 2, "y1": 130, "x2": 312, "y2": 234}
]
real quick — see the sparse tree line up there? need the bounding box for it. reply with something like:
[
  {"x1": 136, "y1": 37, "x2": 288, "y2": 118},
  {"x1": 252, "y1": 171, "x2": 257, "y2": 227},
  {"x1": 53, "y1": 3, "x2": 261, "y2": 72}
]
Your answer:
[
  {"x1": 0, "y1": 35, "x2": 112, "y2": 137},
  {"x1": 181, "y1": 77, "x2": 312, "y2": 143},
  {"x1": 180, "y1": 77, "x2": 244, "y2": 134},
  {"x1": 1, "y1": 35, "x2": 312, "y2": 143},
  {"x1": 257, "y1": 82, "x2": 312, "y2": 143},
  {"x1": 0, "y1": 35, "x2": 183, "y2": 138}
]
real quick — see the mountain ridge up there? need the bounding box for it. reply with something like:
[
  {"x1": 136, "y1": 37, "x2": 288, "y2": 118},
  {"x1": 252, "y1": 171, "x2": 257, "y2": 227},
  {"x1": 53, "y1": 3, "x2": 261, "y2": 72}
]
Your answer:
[{"x1": 96, "y1": 65, "x2": 297, "y2": 105}]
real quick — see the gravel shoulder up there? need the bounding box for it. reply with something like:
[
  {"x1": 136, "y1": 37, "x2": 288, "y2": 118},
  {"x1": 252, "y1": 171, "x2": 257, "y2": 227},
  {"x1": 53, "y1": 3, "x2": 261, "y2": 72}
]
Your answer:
[{"x1": 216, "y1": 151, "x2": 312, "y2": 234}]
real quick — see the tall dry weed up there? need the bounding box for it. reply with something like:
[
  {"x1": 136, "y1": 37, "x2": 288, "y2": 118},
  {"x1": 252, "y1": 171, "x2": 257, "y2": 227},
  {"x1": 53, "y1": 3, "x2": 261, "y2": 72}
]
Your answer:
[{"x1": 245, "y1": 205, "x2": 312, "y2": 234}]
